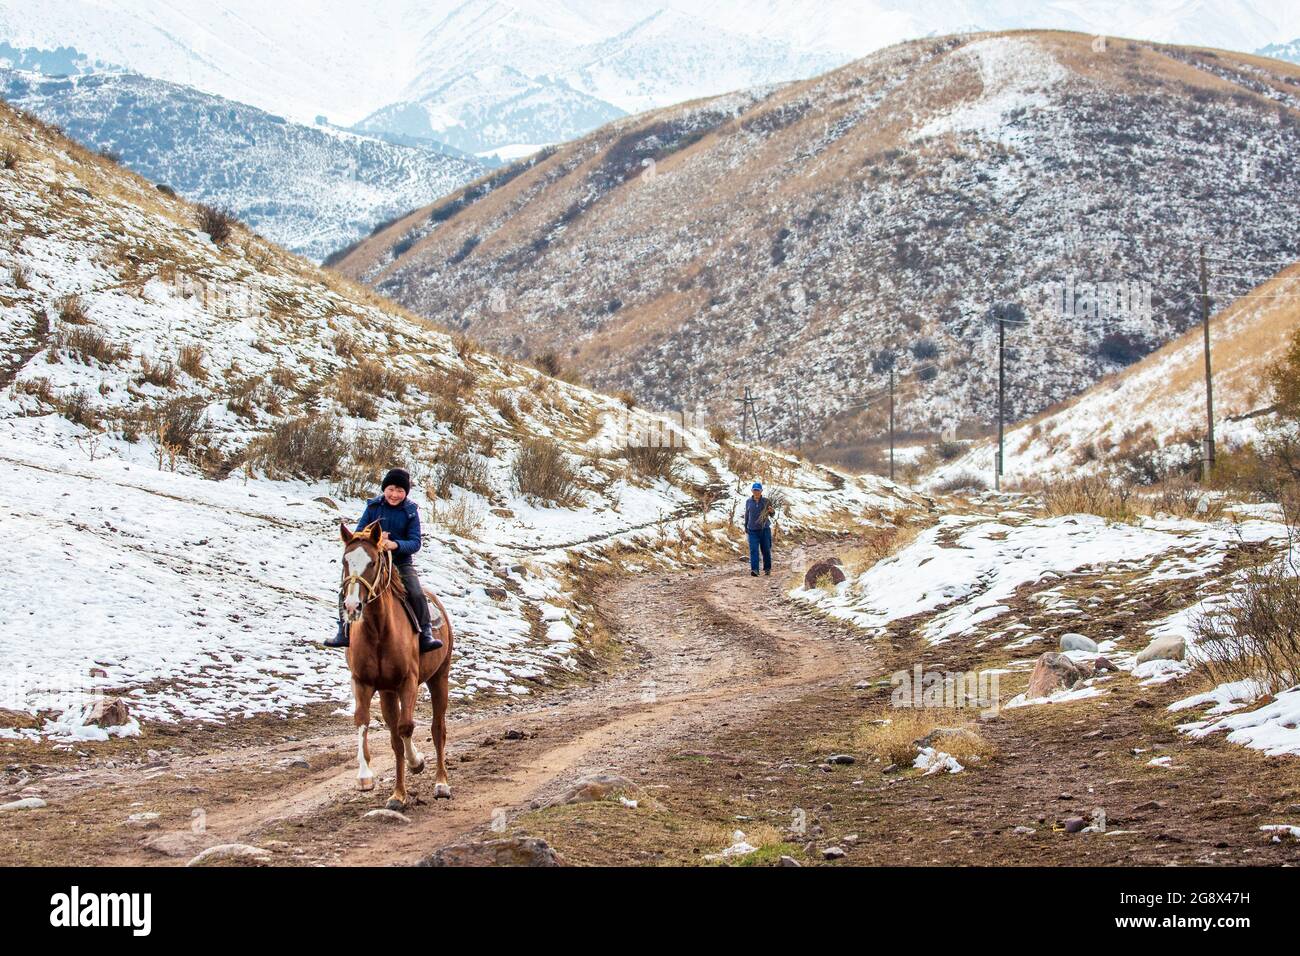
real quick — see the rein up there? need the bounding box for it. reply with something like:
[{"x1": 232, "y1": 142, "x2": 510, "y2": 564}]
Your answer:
[{"x1": 340, "y1": 544, "x2": 396, "y2": 610}]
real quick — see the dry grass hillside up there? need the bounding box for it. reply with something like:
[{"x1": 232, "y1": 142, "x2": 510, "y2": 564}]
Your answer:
[
  {"x1": 926, "y1": 260, "x2": 1300, "y2": 487},
  {"x1": 331, "y1": 30, "x2": 1300, "y2": 470}
]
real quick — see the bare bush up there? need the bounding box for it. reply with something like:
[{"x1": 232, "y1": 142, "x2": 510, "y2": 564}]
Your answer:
[
  {"x1": 138, "y1": 353, "x2": 177, "y2": 388},
  {"x1": 490, "y1": 390, "x2": 520, "y2": 428},
  {"x1": 1038, "y1": 474, "x2": 1135, "y2": 521},
  {"x1": 0, "y1": 144, "x2": 19, "y2": 170},
  {"x1": 177, "y1": 343, "x2": 207, "y2": 380},
  {"x1": 10, "y1": 263, "x2": 29, "y2": 290},
  {"x1": 1194, "y1": 562, "x2": 1300, "y2": 692},
  {"x1": 433, "y1": 440, "x2": 492, "y2": 499},
  {"x1": 624, "y1": 444, "x2": 680, "y2": 482},
  {"x1": 433, "y1": 497, "x2": 484, "y2": 539},
  {"x1": 52, "y1": 325, "x2": 130, "y2": 366},
  {"x1": 57, "y1": 295, "x2": 90, "y2": 325},
  {"x1": 148, "y1": 397, "x2": 208, "y2": 458},
  {"x1": 251, "y1": 414, "x2": 346, "y2": 481},
  {"x1": 194, "y1": 204, "x2": 237, "y2": 245},
  {"x1": 932, "y1": 471, "x2": 988, "y2": 494},
  {"x1": 335, "y1": 428, "x2": 404, "y2": 499},
  {"x1": 513, "y1": 436, "x2": 580, "y2": 506},
  {"x1": 332, "y1": 331, "x2": 358, "y2": 359},
  {"x1": 60, "y1": 388, "x2": 99, "y2": 429}
]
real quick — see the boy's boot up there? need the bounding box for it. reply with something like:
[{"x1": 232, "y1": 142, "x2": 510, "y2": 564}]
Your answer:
[
  {"x1": 419, "y1": 620, "x2": 443, "y2": 653},
  {"x1": 326, "y1": 618, "x2": 350, "y2": 648}
]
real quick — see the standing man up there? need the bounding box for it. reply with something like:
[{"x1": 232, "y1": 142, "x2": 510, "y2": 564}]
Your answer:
[{"x1": 743, "y1": 481, "x2": 775, "y2": 577}]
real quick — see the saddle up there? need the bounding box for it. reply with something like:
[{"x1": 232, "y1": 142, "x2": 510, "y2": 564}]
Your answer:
[{"x1": 400, "y1": 588, "x2": 444, "y2": 636}]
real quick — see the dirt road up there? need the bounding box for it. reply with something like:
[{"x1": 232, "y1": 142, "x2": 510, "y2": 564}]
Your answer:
[{"x1": 0, "y1": 556, "x2": 873, "y2": 866}]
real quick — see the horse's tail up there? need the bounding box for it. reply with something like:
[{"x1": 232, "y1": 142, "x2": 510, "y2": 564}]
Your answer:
[{"x1": 426, "y1": 589, "x2": 452, "y2": 649}]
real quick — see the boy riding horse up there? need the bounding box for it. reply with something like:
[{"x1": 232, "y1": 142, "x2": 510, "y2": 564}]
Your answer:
[{"x1": 325, "y1": 467, "x2": 442, "y2": 653}]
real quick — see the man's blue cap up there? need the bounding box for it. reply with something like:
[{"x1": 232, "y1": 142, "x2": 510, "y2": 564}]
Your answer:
[{"x1": 752, "y1": 482, "x2": 763, "y2": 491}]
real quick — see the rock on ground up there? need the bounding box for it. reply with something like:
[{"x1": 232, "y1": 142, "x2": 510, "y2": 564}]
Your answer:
[
  {"x1": 86, "y1": 696, "x2": 132, "y2": 728},
  {"x1": 418, "y1": 837, "x2": 560, "y2": 867},
  {"x1": 1026, "y1": 652, "x2": 1088, "y2": 699},
  {"x1": 1134, "y1": 635, "x2": 1185, "y2": 665},
  {"x1": 186, "y1": 844, "x2": 273, "y2": 867},
  {"x1": 364, "y1": 808, "x2": 411, "y2": 824},
  {"x1": 550, "y1": 773, "x2": 640, "y2": 806},
  {"x1": 1, "y1": 797, "x2": 46, "y2": 810},
  {"x1": 1060, "y1": 633, "x2": 1098, "y2": 652},
  {"x1": 804, "y1": 559, "x2": 846, "y2": 590}
]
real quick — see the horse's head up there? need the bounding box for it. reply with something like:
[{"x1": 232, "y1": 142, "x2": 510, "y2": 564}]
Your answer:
[{"x1": 339, "y1": 520, "x2": 384, "y2": 622}]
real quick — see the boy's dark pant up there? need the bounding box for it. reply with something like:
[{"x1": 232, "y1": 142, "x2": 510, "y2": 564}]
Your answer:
[
  {"x1": 336, "y1": 560, "x2": 432, "y2": 639},
  {"x1": 747, "y1": 527, "x2": 772, "y2": 573}
]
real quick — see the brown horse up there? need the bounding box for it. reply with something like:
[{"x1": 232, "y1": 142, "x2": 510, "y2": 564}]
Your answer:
[{"x1": 338, "y1": 519, "x2": 453, "y2": 810}]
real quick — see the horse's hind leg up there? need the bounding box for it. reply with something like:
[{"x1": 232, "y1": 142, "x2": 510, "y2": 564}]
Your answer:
[
  {"x1": 379, "y1": 690, "x2": 409, "y2": 811},
  {"x1": 399, "y1": 679, "x2": 425, "y2": 775},
  {"x1": 428, "y1": 666, "x2": 451, "y2": 799},
  {"x1": 352, "y1": 679, "x2": 375, "y2": 792}
]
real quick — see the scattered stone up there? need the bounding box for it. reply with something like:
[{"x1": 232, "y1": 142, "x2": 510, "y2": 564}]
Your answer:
[
  {"x1": 186, "y1": 844, "x2": 273, "y2": 867},
  {"x1": 142, "y1": 832, "x2": 203, "y2": 858},
  {"x1": 551, "y1": 773, "x2": 639, "y2": 806},
  {"x1": 1132, "y1": 698, "x2": 1154, "y2": 710},
  {"x1": 1026, "y1": 652, "x2": 1087, "y2": 699},
  {"x1": 485, "y1": 587, "x2": 508, "y2": 601},
  {"x1": 803, "y1": 559, "x2": 846, "y2": 590},
  {"x1": 85, "y1": 696, "x2": 131, "y2": 728},
  {"x1": 1093, "y1": 656, "x2": 1117, "y2": 674},
  {"x1": 826, "y1": 754, "x2": 856, "y2": 765},
  {"x1": 854, "y1": 680, "x2": 871, "y2": 690},
  {"x1": 278, "y1": 757, "x2": 310, "y2": 769},
  {"x1": 777, "y1": 855, "x2": 802, "y2": 867},
  {"x1": 1, "y1": 797, "x2": 46, "y2": 811},
  {"x1": 1060, "y1": 633, "x2": 1098, "y2": 653},
  {"x1": 1013, "y1": 825, "x2": 1036, "y2": 835},
  {"x1": 503, "y1": 729, "x2": 528, "y2": 740},
  {"x1": 0, "y1": 709, "x2": 41, "y2": 731},
  {"x1": 312, "y1": 496, "x2": 339, "y2": 511},
  {"x1": 126, "y1": 811, "x2": 160, "y2": 828},
  {"x1": 1134, "y1": 635, "x2": 1186, "y2": 665},
  {"x1": 1063, "y1": 816, "x2": 1086, "y2": 833},
  {"x1": 89, "y1": 667, "x2": 108, "y2": 679},
  {"x1": 822, "y1": 846, "x2": 846, "y2": 860},
  {"x1": 842, "y1": 833, "x2": 859, "y2": 844},
  {"x1": 419, "y1": 836, "x2": 559, "y2": 867},
  {"x1": 364, "y1": 808, "x2": 410, "y2": 825}
]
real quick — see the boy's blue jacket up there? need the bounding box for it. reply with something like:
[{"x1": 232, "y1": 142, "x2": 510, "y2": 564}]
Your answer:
[{"x1": 355, "y1": 495, "x2": 422, "y2": 564}]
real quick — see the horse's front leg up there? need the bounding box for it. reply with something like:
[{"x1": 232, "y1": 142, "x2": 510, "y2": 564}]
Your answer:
[
  {"x1": 353, "y1": 679, "x2": 375, "y2": 792},
  {"x1": 379, "y1": 690, "x2": 410, "y2": 811},
  {"x1": 399, "y1": 678, "x2": 426, "y2": 775}
]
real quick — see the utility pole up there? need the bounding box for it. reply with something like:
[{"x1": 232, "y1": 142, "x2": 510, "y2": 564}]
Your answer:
[
  {"x1": 792, "y1": 382, "x2": 804, "y2": 453},
  {"x1": 888, "y1": 366, "x2": 896, "y2": 482},
  {"x1": 1200, "y1": 245, "x2": 1216, "y2": 481},
  {"x1": 737, "y1": 387, "x2": 762, "y2": 443},
  {"x1": 996, "y1": 313, "x2": 1006, "y2": 492}
]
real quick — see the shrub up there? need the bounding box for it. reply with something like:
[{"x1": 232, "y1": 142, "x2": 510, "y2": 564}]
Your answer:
[
  {"x1": 138, "y1": 353, "x2": 177, "y2": 388},
  {"x1": 912, "y1": 337, "x2": 940, "y2": 360},
  {"x1": 194, "y1": 204, "x2": 237, "y2": 245},
  {"x1": 932, "y1": 471, "x2": 988, "y2": 494},
  {"x1": 433, "y1": 497, "x2": 484, "y2": 539},
  {"x1": 53, "y1": 325, "x2": 130, "y2": 365},
  {"x1": 433, "y1": 440, "x2": 492, "y2": 498},
  {"x1": 852, "y1": 708, "x2": 995, "y2": 768},
  {"x1": 624, "y1": 444, "x2": 679, "y2": 482},
  {"x1": 708, "y1": 423, "x2": 730, "y2": 445},
  {"x1": 931, "y1": 439, "x2": 966, "y2": 462},
  {"x1": 251, "y1": 414, "x2": 346, "y2": 480},
  {"x1": 513, "y1": 436, "x2": 580, "y2": 506},
  {"x1": 60, "y1": 388, "x2": 99, "y2": 428},
  {"x1": 490, "y1": 390, "x2": 520, "y2": 428},
  {"x1": 57, "y1": 295, "x2": 90, "y2": 325},
  {"x1": 0, "y1": 145, "x2": 19, "y2": 170},
  {"x1": 332, "y1": 331, "x2": 358, "y2": 359},
  {"x1": 341, "y1": 358, "x2": 406, "y2": 400},
  {"x1": 532, "y1": 351, "x2": 563, "y2": 378},
  {"x1": 148, "y1": 397, "x2": 208, "y2": 457},
  {"x1": 1097, "y1": 331, "x2": 1149, "y2": 365},
  {"x1": 1038, "y1": 474, "x2": 1135, "y2": 521},
  {"x1": 10, "y1": 263, "x2": 29, "y2": 290},
  {"x1": 335, "y1": 428, "x2": 404, "y2": 499},
  {"x1": 177, "y1": 343, "x2": 207, "y2": 379},
  {"x1": 1194, "y1": 559, "x2": 1300, "y2": 692}
]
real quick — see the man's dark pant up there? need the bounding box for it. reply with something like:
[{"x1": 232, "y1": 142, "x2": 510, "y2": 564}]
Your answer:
[
  {"x1": 747, "y1": 527, "x2": 772, "y2": 573},
  {"x1": 335, "y1": 560, "x2": 431, "y2": 641}
]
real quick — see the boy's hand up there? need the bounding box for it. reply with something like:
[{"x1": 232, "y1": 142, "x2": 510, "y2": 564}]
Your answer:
[{"x1": 378, "y1": 532, "x2": 398, "y2": 552}]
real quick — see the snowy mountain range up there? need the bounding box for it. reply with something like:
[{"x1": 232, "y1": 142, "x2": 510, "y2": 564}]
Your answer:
[
  {"x1": 4, "y1": 1, "x2": 1300, "y2": 156},
  {"x1": 333, "y1": 31, "x2": 1300, "y2": 469},
  {"x1": 0, "y1": 69, "x2": 484, "y2": 262},
  {"x1": 1257, "y1": 38, "x2": 1300, "y2": 64}
]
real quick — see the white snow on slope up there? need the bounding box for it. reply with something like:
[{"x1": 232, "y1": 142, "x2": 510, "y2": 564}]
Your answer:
[{"x1": 789, "y1": 510, "x2": 1286, "y2": 644}]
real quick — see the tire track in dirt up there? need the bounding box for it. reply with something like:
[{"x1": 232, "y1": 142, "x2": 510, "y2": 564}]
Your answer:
[{"x1": 33, "y1": 553, "x2": 875, "y2": 866}]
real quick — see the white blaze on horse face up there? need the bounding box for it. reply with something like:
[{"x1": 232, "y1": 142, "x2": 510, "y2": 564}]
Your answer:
[
  {"x1": 357, "y1": 726, "x2": 373, "y2": 784},
  {"x1": 343, "y1": 546, "x2": 372, "y2": 617}
]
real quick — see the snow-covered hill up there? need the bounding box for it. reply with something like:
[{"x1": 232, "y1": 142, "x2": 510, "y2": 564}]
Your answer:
[
  {"x1": 0, "y1": 69, "x2": 484, "y2": 263},
  {"x1": 8, "y1": 2, "x2": 1299, "y2": 158},
  {"x1": 926, "y1": 260, "x2": 1300, "y2": 488},
  {"x1": 0, "y1": 98, "x2": 918, "y2": 738},
  {"x1": 1257, "y1": 37, "x2": 1300, "y2": 64},
  {"x1": 332, "y1": 31, "x2": 1300, "y2": 467}
]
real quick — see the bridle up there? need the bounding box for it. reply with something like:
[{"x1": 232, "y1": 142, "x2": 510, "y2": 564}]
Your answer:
[{"x1": 340, "y1": 541, "x2": 395, "y2": 611}]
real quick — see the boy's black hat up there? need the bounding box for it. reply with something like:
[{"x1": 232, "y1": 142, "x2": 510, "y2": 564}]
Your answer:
[{"x1": 381, "y1": 468, "x2": 411, "y2": 493}]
